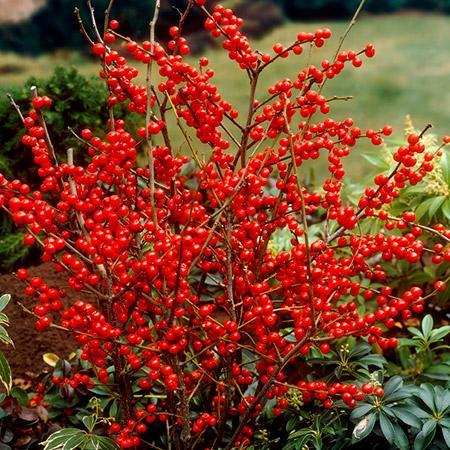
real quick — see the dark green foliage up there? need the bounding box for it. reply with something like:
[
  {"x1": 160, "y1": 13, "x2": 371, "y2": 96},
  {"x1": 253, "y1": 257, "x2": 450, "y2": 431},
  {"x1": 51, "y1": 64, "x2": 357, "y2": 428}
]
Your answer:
[
  {"x1": 275, "y1": 0, "x2": 362, "y2": 19},
  {"x1": 0, "y1": 66, "x2": 108, "y2": 183},
  {"x1": 366, "y1": 0, "x2": 404, "y2": 13},
  {"x1": 0, "y1": 0, "x2": 213, "y2": 55},
  {"x1": 0, "y1": 66, "x2": 118, "y2": 271},
  {"x1": 0, "y1": 0, "x2": 154, "y2": 54},
  {"x1": 274, "y1": 0, "x2": 450, "y2": 18}
]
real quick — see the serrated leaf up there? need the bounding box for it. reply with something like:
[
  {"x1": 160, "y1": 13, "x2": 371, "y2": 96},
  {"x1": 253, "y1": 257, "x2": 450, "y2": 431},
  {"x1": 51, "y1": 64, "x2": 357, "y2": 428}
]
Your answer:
[
  {"x1": 11, "y1": 387, "x2": 28, "y2": 407},
  {"x1": 0, "y1": 350, "x2": 12, "y2": 394},
  {"x1": 0, "y1": 294, "x2": 10, "y2": 312}
]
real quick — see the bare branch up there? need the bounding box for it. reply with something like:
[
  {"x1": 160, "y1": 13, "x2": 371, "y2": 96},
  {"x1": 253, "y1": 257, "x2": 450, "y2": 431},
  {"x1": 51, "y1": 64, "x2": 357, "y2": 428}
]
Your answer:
[
  {"x1": 332, "y1": 0, "x2": 367, "y2": 62},
  {"x1": 103, "y1": 0, "x2": 115, "y2": 37},
  {"x1": 74, "y1": 7, "x2": 95, "y2": 46},
  {"x1": 145, "y1": 0, "x2": 161, "y2": 226},
  {"x1": 6, "y1": 94, "x2": 24, "y2": 122},
  {"x1": 86, "y1": 0, "x2": 103, "y2": 43}
]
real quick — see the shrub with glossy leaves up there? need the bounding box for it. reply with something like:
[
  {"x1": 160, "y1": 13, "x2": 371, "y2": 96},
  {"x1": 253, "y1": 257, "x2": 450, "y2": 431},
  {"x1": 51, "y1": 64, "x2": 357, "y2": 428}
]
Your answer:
[{"x1": 1, "y1": 1, "x2": 450, "y2": 449}]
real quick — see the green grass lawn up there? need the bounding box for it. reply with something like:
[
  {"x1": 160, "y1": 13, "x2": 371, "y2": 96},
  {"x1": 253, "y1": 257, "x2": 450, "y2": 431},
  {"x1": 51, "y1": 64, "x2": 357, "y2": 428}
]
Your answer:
[{"x1": 1, "y1": 12, "x2": 450, "y2": 180}]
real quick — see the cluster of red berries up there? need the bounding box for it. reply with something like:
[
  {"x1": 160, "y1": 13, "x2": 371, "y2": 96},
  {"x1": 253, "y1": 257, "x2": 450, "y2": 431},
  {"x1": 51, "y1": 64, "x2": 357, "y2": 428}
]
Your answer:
[{"x1": 1, "y1": 1, "x2": 449, "y2": 448}]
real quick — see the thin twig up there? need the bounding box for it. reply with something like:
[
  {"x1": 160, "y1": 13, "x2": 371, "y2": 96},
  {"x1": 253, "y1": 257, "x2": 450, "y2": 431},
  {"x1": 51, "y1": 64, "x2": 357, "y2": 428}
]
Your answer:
[
  {"x1": 67, "y1": 148, "x2": 87, "y2": 235},
  {"x1": 103, "y1": 0, "x2": 115, "y2": 37},
  {"x1": 6, "y1": 94, "x2": 24, "y2": 122},
  {"x1": 282, "y1": 98, "x2": 316, "y2": 331},
  {"x1": 332, "y1": 0, "x2": 367, "y2": 62},
  {"x1": 74, "y1": 7, "x2": 95, "y2": 46},
  {"x1": 86, "y1": 0, "x2": 103, "y2": 43},
  {"x1": 145, "y1": 0, "x2": 160, "y2": 226}
]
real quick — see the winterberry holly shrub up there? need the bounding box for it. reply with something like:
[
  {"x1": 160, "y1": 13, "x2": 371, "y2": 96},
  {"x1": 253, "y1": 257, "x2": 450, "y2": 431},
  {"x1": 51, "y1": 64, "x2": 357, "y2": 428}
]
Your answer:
[{"x1": 1, "y1": 1, "x2": 450, "y2": 448}]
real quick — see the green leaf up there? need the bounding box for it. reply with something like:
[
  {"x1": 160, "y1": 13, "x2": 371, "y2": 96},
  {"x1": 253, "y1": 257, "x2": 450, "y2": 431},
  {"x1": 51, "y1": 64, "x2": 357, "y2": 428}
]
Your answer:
[
  {"x1": 380, "y1": 413, "x2": 395, "y2": 444},
  {"x1": 0, "y1": 350, "x2": 12, "y2": 394},
  {"x1": 352, "y1": 413, "x2": 376, "y2": 442},
  {"x1": 349, "y1": 342, "x2": 371, "y2": 359},
  {"x1": 392, "y1": 421, "x2": 409, "y2": 450},
  {"x1": 421, "y1": 315, "x2": 433, "y2": 339},
  {"x1": 109, "y1": 399, "x2": 119, "y2": 418},
  {"x1": 384, "y1": 376, "x2": 403, "y2": 398},
  {"x1": 413, "y1": 423, "x2": 436, "y2": 450},
  {"x1": 418, "y1": 384, "x2": 437, "y2": 412},
  {"x1": 357, "y1": 354, "x2": 386, "y2": 368},
  {"x1": 415, "y1": 198, "x2": 439, "y2": 221},
  {"x1": 442, "y1": 198, "x2": 450, "y2": 221},
  {"x1": 89, "y1": 385, "x2": 111, "y2": 396},
  {"x1": 442, "y1": 426, "x2": 450, "y2": 448},
  {"x1": 11, "y1": 387, "x2": 28, "y2": 407},
  {"x1": 398, "y1": 338, "x2": 416, "y2": 347},
  {"x1": 82, "y1": 414, "x2": 96, "y2": 432},
  {"x1": 42, "y1": 429, "x2": 86, "y2": 450},
  {"x1": 88, "y1": 435, "x2": 120, "y2": 449},
  {"x1": 440, "y1": 417, "x2": 450, "y2": 429},
  {"x1": 393, "y1": 407, "x2": 422, "y2": 428},
  {"x1": 0, "y1": 294, "x2": 10, "y2": 312},
  {"x1": 0, "y1": 325, "x2": 12, "y2": 346},
  {"x1": 430, "y1": 326, "x2": 450, "y2": 342},
  {"x1": 408, "y1": 327, "x2": 424, "y2": 339},
  {"x1": 0, "y1": 313, "x2": 9, "y2": 325},
  {"x1": 424, "y1": 364, "x2": 450, "y2": 377},
  {"x1": 363, "y1": 152, "x2": 390, "y2": 170},
  {"x1": 63, "y1": 434, "x2": 88, "y2": 450},
  {"x1": 441, "y1": 151, "x2": 450, "y2": 185},
  {"x1": 350, "y1": 403, "x2": 373, "y2": 419},
  {"x1": 434, "y1": 387, "x2": 450, "y2": 413},
  {"x1": 428, "y1": 196, "x2": 447, "y2": 218},
  {"x1": 407, "y1": 404, "x2": 430, "y2": 420}
]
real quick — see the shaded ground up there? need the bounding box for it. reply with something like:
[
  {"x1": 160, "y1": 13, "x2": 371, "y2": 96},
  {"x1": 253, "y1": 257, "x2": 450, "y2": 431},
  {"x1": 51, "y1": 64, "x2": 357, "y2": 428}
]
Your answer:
[{"x1": 0, "y1": 264, "x2": 76, "y2": 381}]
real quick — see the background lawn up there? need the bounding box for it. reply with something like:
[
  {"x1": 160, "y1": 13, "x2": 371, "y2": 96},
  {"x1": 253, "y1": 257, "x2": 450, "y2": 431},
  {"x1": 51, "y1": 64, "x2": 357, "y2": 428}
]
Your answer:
[{"x1": 1, "y1": 12, "x2": 449, "y2": 180}]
